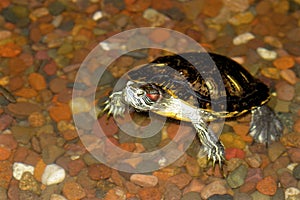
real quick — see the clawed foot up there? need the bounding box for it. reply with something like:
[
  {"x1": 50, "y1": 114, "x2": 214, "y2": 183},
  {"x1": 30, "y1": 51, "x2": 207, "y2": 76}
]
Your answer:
[
  {"x1": 249, "y1": 105, "x2": 283, "y2": 145},
  {"x1": 206, "y1": 141, "x2": 225, "y2": 168},
  {"x1": 103, "y1": 91, "x2": 126, "y2": 118}
]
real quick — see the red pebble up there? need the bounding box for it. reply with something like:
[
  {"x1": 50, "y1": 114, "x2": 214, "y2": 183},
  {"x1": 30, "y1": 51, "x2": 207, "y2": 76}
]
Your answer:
[{"x1": 225, "y1": 148, "x2": 245, "y2": 160}]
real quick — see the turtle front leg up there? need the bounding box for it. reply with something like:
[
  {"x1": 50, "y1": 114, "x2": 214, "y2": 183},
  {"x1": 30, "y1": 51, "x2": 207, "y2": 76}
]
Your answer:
[
  {"x1": 249, "y1": 105, "x2": 283, "y2": 145},
  {"x1": 192, "y1": 120, "x2": 225, "y2": 167},
  {"x1": 103, "y1": 91, "x2": 127, "y2": 118}
]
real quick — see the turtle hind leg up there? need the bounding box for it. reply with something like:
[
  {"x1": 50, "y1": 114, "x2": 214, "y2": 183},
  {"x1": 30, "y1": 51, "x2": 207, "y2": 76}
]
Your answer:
[
  {"x1": 249, "y1": 105, "x2": 283, "y2": 145},
  {"x1": 192, "y1": 120, "x2": 225, "y2": 167}
]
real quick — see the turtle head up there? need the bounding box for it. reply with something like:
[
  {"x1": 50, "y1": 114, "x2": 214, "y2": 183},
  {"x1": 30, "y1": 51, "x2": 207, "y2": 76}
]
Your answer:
[{"x1": 124, "y1": 81, "x2": 167, "y2": 111}]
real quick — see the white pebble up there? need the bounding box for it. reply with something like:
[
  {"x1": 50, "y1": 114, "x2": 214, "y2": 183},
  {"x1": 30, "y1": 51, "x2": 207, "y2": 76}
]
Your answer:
[
  {"x1": 42, "y1": 164, "x2": 66, "y2": 185},
  {"x1": 256, "y1": 47, "x2": 277, "y2": 60},
  {"x1": 287, "y1": 163, "x2": 299, "y2": 171},
  {"x1": 233, "y1": 32, "x2": 255, "y2": 45},
  {"x1": 13, "y1": 162, "x2": 34, "y2": 180},
  {"x1": 50, "y1": 194, "x2": 67, "y2": 200},
  {"x1": 93, "y1": 11, "x2": 103, "y2": 21},
  {"x1": 285, "y1": 187, "x2": 300, "y2": 199}
]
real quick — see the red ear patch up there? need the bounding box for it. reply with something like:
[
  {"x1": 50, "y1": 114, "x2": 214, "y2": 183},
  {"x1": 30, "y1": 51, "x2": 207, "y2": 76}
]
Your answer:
[{"x1": 146, "y1": 93, "x2": 160, "y2": 101}]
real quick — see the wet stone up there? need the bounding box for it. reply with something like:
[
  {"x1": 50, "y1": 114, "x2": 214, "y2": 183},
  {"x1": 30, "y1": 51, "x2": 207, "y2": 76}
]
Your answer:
[
  {"x1": 88, "y1": 163, "x2": 112, "y2": 180},
  {"x1": 167, "y1": 173, "x2": 192, "y2": 189},
  {"x1": 49, "y1": 1, "x2": 66, "y2": 16},
  {"x1": 208, "y1": 194, "x2": 233, "y2": 200},
  {"x1": 138, "y1": 187, "x2": 162, "y2": 200},
  {"x1": 42, "y1": 145, "x2": 65, "y2": 164},
  {"x1": 181, "y1": 192, "x2": 202, "y2": 200},
  {"x1": 19, "y1": 171, "x2": 40, "y2": 195},
  {"x1": 164, "y1": 183, "x2": 181, "y2": 200},
  {"x1": 63, "y1": 181, "x2": 86, "y2": 200},
  {"x1": 275, "y1": 81, "x2": 295, "y2": 101},
  {"x1": 293, "y1": 164, "x2": 300, "y2": 179},
  {"x1": 130, "y1": 174, "x2": 158, "y2": 187},
  {"x1": 201, "y1": 180, "x2": 228, "y2": 199},
  {"x1": 226, "y1": 164, "x2": 248, "y2": 188},
  {"x1": 256, "y1": 176, "x2": 277, "y2": 196},
  {"x1": 251, "y1": 191, "x2": 271, "y2": 200},
  {"x1": 267, "y1": 142, "x2": 286, "y2": 162},
  {"x1": 279, "y1": 171, "x2": 297, "y2": 188},
  {"x1": 8, "y1": 102, "x2": 41, "y2": 118}
]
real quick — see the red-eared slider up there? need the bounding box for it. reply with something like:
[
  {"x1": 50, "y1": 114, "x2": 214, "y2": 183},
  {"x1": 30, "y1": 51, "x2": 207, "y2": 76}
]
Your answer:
[{"x1": 103, "y1": 52, "x2": 283, "y2": 166}]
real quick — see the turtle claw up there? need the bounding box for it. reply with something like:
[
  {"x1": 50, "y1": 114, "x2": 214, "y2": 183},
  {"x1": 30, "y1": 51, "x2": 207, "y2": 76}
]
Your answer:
[
  {"x1": 249, "y1": 105, "x2": 283, "y2": 145},
  {"x1": 103, "y1": 91, "x2": 126, "y2": 118}
]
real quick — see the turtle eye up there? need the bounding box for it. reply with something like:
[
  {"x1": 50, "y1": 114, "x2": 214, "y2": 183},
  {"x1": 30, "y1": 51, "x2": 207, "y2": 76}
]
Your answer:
[{"x1": 146, "y1": 92, "x2": 161, "y2": 101}]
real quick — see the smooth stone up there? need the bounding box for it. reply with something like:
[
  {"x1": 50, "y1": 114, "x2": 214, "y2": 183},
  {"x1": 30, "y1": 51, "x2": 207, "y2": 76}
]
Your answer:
[
  {"x1": 70, "y1": 97, "x2": 91, "y2": 114},
  {"x1": 226, "y1": 165, "x2": 248, "y2": 188},
  {"x1": 293, "y1": 164, "x2": 300, "y2": 179},
  {"x1": 208, "y1": 194, "x2": 233, "y2": 200},
  {"x1": 12, "y1": 162, "x2": 34, "y2": 180},
  {"x1": 19, "y1": 171, "x2": 40, "y2": 194},
  {"x1": 257, "y1": 47, "x2": 277, "y2": 60},
  {"x1": 41, "y1": 164, "x2": 66, "y2": 185},
  {"x1": 233, "y1": 32, "x2": 255, "y2": 45},
  {"x1": 251, "y1": 191, "x2": 271, "y2": 200},
  {"x1": 0, "y1": 187, "x2": 7, "y2": 199},
  {"x1": 181, "y1": 192, "x2": 202, "y2": 200},
  {"x1": 201, "y1": 180, "x2": 228, "y2": 199},
  {"x1": 48, "y1": 1, "x2": 65, "y2": 16},
  {"x1": 143, "y1": 8, "x2": 169, "y2": 26},
  {"x1": 272, "y1": 187, "x2": 285, "y2": 200},
  {"x1": 130, "y1": 174, "x2": 158, "y2": 187},
  {"x1": 268, "y1": 142, "x2": 286, "y2": 162},
  {"x1": 285, "y1": 187, "x2": 300, "y2": 199},
  {"x1": 164, "y1": 183, "x2": 181, "y2": 200},
  {"x1": 50, "y1": 194, "x2": 67, "y2": 200}
]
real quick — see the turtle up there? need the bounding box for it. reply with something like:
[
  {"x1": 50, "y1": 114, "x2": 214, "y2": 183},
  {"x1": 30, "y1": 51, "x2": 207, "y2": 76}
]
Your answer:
[{"x1": 102, "y1": 52, "x2": 283, "y2": 166}]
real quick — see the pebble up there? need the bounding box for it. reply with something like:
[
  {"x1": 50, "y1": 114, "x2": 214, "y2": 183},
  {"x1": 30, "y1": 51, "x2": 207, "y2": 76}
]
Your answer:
[
  {"x1": 143, "y1": 8, "x2": 169, "y2": 26},
  {"x1": 138, "y1": 187, "x2": 162, "y2": 200},
  {"x1": 202, "y1": 0, "x2": 223, "y2": 17},
  {"x1": 34, "y1": 159, "x2": 46, "y2": 182},
  {"x1": 264, "y1": 36, "x2": 283, "y2": 49},
  {"x1": 285, "y1": 187, "x2": 300, "y2": 199},
  {"x1": 12, "y1": 162, "x2": 34, "y2": 181},
  {"x1": 50, "y1": 194, "x2": 67, "y2": 200},
  {"x1": 226, "y1": 164, "x2": 248, "y2": 188},
  {"x1": 267, "y1": 142, "x2": 286, "y2": 162},
  {"x1": 0, "y1": 161, "x2": 12, "y2": 188},
  {"x1": 181, "y1": 192, "x2": 202, "y2": 200},
  {"x1": 251, "y1": 191, "x2": 271, "y2": 200},
  {"x1": 14, "y1": 88, "x2": 38, "y2": 98},
  {"x1": 149, "y1": 29, "x2": 170, "y2": 43},
  {"x1": 19, "y1": 171, "x2": 40, "y2": 195},
  {"x1": 0, "y1": 134, "x2": 17, "y2": 150},
  {"x1": 167, "y1": 173, "x2": 192, "y2": 189},
  {"x1": 257, "y1": 47, "x2": 277, "y2": 60},
  {"x1": 0, "y1": 114, "x2": 13, "y2": 131},
  {"x1": 70, "y1": 97, "x2": 91, "y2": 114},
  {"x1": 245, "y1": 153, "x2": 262, "y2": 168},
  {"x1": 228, "y1": 12, "x2": 254, "y2": 26},
  {"x1": 260, "y1": 67, "x2": 280, "y2": 79},
  {"x1": 0, "y1": 146, "x2": 11, "y2": 161},
  {"x1": 219, "y1": 132, "x2": 246, "y2": 149},
  {"x1": 208, "y1": 194, "x2": 233, "y2": 200},
  {"x1": 275, "y1": 81, "x2": 295, "y2": 101},
  {"x1": 233, "y1": 32, "x2": 255, "y2": 45},
  {"x1": 49, "y1": 104, "x2": 72, "y2": 122},
  {"x1": 183, "y1": 178, "x2": 204, "y2": 194},
  {"x1": 200, "y1": 180, "x2": 228, "y2": 199},
  {"x1": 280, "y1": 69, "x2": 297, "y2": 85},
  {"x1": 49, "y1": 78, "x2": 68, "y2": 93},
  {"x1": 62, "y1": 181, "x2": 86, "y2": 200},
  {"x1": 273, "y1": 56, "x2": 295, "y2": 69},
  {"x1": 42, "y1": 145, "x2": 65, "y2": 164},
  {"x1": 223, "y1": 0, "x2": 249, "y2": 12},
  {"x1": 104, "y1": 187, "x2": 126, "y2": 200},
  {"x1": 8, "y1": 102, "x2": 42, "y2": 117},
  {"x1": 28, "y1": 73, "x2": 47, "y2": 91},
  {"x1": 288, "y1": 148, "x2": 300, "y2": 163},
  {"x1": 130, "y1": 174, "x2": 158, "y2": 187},
  {"x1": 279, "y1": 171, "x2": 297, "y2": 188},
  {"x1": 164, "y1": 183, "x2": 181, "y2": 200},
  {"x1": 94, "y1": 115, "x2": 119, "y2": 137},
  {"x1": 225, "y1": 148, "x2": 245, "y2": 160},
  {"x1": 256, "y1": 176, "x2": 277, "y2": 195},
  {"x1": 0, "y1": 43, "x2": 22, "y2": 58},
  {"x1": 28, "y1": 112, "x2": 46, "y2": 127},
  {"x1": 293, "y1": 164, "x2": 300, "y2": 179},
  {"x1": 41, "y1": 164, "x2": 66, "y2": 185},
  {"x1": 67, "y1": 159, "x2": 86, "y2": 177},
  {"x1": 48, "y1": 1, "x2": 65, "y2": 16},
  {"x1": 88, "y1": 163, "x2": 112, "y2": 180}
]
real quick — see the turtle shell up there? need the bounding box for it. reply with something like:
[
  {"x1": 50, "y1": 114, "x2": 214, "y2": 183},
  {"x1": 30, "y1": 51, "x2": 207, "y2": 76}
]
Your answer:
[{"x1": 127, "y1": 52, "x2": 270, "y2": 118}]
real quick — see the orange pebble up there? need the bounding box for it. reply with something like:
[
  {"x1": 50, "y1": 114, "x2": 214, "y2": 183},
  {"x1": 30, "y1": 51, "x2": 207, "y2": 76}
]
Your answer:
[
  {"x1": 28, "y1": 73, "x2": 47, "y2": 91},
  {"x1": 273, "y1": 56, "x2": 295, "y2": 70},
  {"x1": 49, "y1": 104, "x2": 72, "y2": 122}
]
